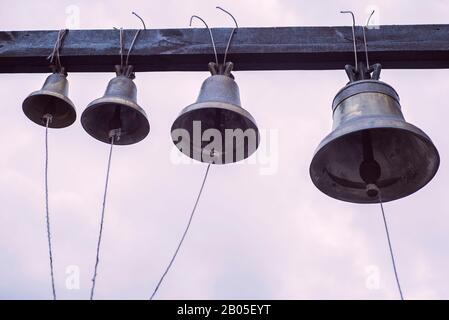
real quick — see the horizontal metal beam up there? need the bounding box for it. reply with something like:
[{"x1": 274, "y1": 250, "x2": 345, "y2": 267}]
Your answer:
[{"x1": 1, "y1": 25, "x2": 449, "y2": 73}]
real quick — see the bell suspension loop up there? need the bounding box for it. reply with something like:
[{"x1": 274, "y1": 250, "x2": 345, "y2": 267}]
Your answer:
[
  {"x1": 344, "y1": 62, "x2": 382, "y2": 82},
  {"x1": 208, "y1": 61, "x2": 235, "y2": 78}
]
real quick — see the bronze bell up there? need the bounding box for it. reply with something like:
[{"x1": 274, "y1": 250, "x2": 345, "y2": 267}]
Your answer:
[
  {"x1": 81, "y1": 65, "x2": 150, "y2": 145},
  {"x1": 22, "y1": 71, "x2": 76, "y2": 128},
  {"x1": 310, "y1": 64, "x2": 440, "y2": 203},
  {"x1": 171, "y1": 62, "x2": 259, "y2": 164}
]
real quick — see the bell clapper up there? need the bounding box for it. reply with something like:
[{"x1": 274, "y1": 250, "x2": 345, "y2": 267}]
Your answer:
[
  {"x1": 366, "y1": 183, "x2": 379, "y2": 198},
  {"x1": 108, "y1": 128, "x2": 121, "y2": 143},
  {"x1": 42, "y1": 113, "x2": 53, "y2": 127},
  {"x1": 359, "y1": 131, "x2": 382, "y2": 197}
]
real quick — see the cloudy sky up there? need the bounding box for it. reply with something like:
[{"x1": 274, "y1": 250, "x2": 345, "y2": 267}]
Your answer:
[{"x1": 1, "y1": 0, "x2": 449, "y2": 300}]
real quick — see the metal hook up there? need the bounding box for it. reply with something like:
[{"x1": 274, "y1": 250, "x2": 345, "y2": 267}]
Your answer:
[
  {"x1": 216, "y1": 6, "x2": 239, "y2": 65},
  {"x1": 190, "y1": 15, "x2": 219, "y2": 66},
  {"x1": 341, "y1": 10, "x2": 358, "y2": 72},
  {"x1": 116, "y1": 12, "x2": 147, "y2": 72},
  {"x1": 362, "y1": 10, "x2": 375, "y2": 68},
  {"x1": 132, "y1": 11, "x2": 147, "y2": 30},
  {"x1": 126, "y1": 11, "x2": 147, "y2": 66}
]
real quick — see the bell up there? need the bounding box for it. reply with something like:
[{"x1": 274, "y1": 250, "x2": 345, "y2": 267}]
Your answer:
[
  {"x1": 22, "y1": 71, "x2": 76, "y2": 128},
  {"x1": 171, "y1": 62, "x2": 259, "y2": 164},
  {"x1": 310, "y1": 64, "x2": 439, "y2": 203},
  {"x1": 81, "y1": 65, "x2": 150, "y2": 145}
]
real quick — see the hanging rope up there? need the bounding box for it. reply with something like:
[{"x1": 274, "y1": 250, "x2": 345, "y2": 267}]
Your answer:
[
  {"x1": 90, "y1": 135, "x2": 115, "y2": 300},
  {"x1": 379, "y1": 194, "x2": 404, "y2": 300},
  {"x1": 150, "y1": 163, "x2": 211, "y2": 300},
  {"x1": 43, "y1": 114, "x2": 56, "y2": 300}
]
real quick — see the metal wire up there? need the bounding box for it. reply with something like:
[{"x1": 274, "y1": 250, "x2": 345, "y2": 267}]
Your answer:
[
  {"x1": 125, "y1": 12, "x2": 147, "y2": 67},
  {"x1": 47, "y1": 29, "x2": 68, "y2": 71},
  {"x1": 44, "y1": 115, "x2": 56, "y2": 300},
  {"x1": 90, "y1": 136, "x2": 115, "y2": 300},
  {"x1": 379, "y1": 195, "x2": 404, "y2": 300},
  {"x1": 119, "y1": 28, "x2": 124, "y2": 69},
  {"x1": 190, "y1": 15, "x2": 219, "y2": 65},
  {"x1": 149, "y1": 163, "x2": 211, "y2": 300},
  {"x1": 216, "y1": 6, "x2": 239, "y2": 65},
  {"x1": 340, "y1": 11, "x2": 358, "y2": 72},
  {"x1": 132, "y1": 11, "x2": 146, "y2": 30},
  {"x1": 362, "y1": 10, "x2": 375, "y2": 68}
]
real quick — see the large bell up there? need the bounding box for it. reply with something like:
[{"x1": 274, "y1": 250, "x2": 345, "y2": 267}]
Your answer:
[
  {"x1": 22, "y1": 71, "x2": 76, "y2": 128},
  {"x1": 81, "y1": 66, "x2": 149, "y2": 145},
  {"x1": 310, "y1": 67, "x2": 439, "y2": 203},
  {"x1": 171, "y1": 62, "x2": 259, "y2": 164}
]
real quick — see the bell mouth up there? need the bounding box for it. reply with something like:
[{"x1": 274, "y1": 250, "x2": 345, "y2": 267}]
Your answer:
[
  {"x1": 81, "y1": 98, "x2": 150, "y2": 145},
  {"x1": 22, "y1": 90, "x2": 76, "y2": 128},
  {"x1": 171, "y1": 102, "x2": 259, "y2": 164},
  {"x1": 310, "y1": 118, "x2": 440, "y2": 203}
]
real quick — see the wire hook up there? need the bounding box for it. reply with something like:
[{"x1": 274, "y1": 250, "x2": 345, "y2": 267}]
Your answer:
[
  {"x1": 362, "y1": 10, "x2": 375, "y2": 68},
  {"x1": 126, "y1": 11, "x2": 147, "y2": 67},
  {"x1": 132, "y1": 11, "x2": 146, "y2": 30},
  {"x1": 116, "y1": 12, "x2": 147, "y2": 73},
  {"x1": 190, "y1": 15, "x2": 219, "y2": 66},
  {"x1": 340, "y1": 10, "x2": 358, "y2": 72},
  {"x1": 216, "y1": 6, "x2": 239, "y2": 65}
]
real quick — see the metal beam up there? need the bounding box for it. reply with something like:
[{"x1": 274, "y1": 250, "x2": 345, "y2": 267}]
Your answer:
[{"x1": 1, "y1": 25, "x2": 449, "y2": 73}]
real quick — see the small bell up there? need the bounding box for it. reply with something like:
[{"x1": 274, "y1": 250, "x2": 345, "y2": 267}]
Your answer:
[
  {"x1": 310, "y1": 63, "x2": 439, "y2": 203},
  {"x1": 171, "y1": 62, "x2": 259, "y2": 164},
  {"x1": 81, "y1": 65, "x2": 150, "y2": 145},
  {"x1": 22, "y1": 70, "x2": 76, "y2": 128}
]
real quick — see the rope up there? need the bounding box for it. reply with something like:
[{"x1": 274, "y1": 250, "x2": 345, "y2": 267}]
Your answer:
[
  {"x1": 149, "y1": 163, "x2": 211, "y2": 300},
  {"x1": 44, "y1": 116, "x2": 56, "y2": 300},
  {"x1": 90, "y1": 136, "x2": 115, "y2": 300},
  {"x1": 379, "y1": 196, "x2": 404, "y2": 300}
]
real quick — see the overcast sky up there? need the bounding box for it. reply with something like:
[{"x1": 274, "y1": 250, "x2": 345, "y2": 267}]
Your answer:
[{"x1": 1, "y1": 0, "x2": 449, "y2": 300}]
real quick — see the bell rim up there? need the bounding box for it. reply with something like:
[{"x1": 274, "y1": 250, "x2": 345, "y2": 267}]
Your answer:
[
  {"x1": 81, "y1": 97, "x2": 150, "y2": 146},
  {"x1": 310, "y1": 119, "x2": 440, "y2": 204},
  {"x1": 171, "y1": 101, "x2": 260, "y2": 164},
  {"x1": 22, "y1": 90, "x2": 77, "y2": 128}
]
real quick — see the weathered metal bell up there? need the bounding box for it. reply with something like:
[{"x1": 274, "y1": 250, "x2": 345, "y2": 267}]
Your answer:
[
  {"x1": 171, "y1": 62, "x2": 259, "y2": 164},
  {"x1": 81, "y1": 65, "x2": 149, "y2": 145},
  {"x1": 22, "y1": 71, "x2": 76, "y2": 128},
  {"x1": 310, "y1": 64, "x2": 439, "y2": 203}
]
